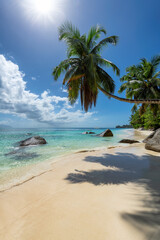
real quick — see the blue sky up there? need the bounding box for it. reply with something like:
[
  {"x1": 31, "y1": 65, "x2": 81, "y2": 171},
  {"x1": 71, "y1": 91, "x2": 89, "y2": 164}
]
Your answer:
[{"x1": 0, "y1": 0, "x2": 160, "y2": 128}]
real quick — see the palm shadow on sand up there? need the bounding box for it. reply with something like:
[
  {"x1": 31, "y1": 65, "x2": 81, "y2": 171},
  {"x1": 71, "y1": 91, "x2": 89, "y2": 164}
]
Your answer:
[
  {"x1": 65, "y1": 152, "x2": 150, "y2": 185},
  {"x1": 65, "y1": 152, "x2": 160, "y2": 239}
]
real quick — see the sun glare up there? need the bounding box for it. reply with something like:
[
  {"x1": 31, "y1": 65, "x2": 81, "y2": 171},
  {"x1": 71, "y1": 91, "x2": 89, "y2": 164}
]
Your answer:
[
  {"x1": 32, "y1": 0, "x2": 52, "y2": 15},
  {"x1": 22, "y1": 0, "x2": 65, "y2": 24}
]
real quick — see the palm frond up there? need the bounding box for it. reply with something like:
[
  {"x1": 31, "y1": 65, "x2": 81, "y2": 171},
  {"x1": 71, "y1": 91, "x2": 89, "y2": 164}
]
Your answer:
[
  {"x1": 68, "y1": 80, "x2": 80, "y2": 105},
  {"x1": 66, "y1": 38, "x2": 89, "y2": 57},
  {"x1": 140, "y1": 58, "x2": 148, "y2": 66},
  {"x1": 131, "y1": 104, "x2": 138, "y2": 114},
  {"x1": 151, "y1": 55, "x2": 160, "y2": 68},
  {"x1": 52, "y1": 58, "x2": 80, "y2": 80},
  {"x1": 153, "y1": 71, "x2": 160, "y2": 79},
  {"x1": 63, "y1": 65, "x2": 79, "y2": 84},
  {"x1": 118, "y1": 83, "x2": 128, "y2": 93},
  {"x1": 58, "y1": 21, "x2": 80, "y2": 40},
  {"x1": 97, "y1": 57, "x2": 120, "y2": 76},
  {"x1": 91, "y1": 36, "x2": 119, "y2": 54},
  {"x1": 96, "y1": 66, "x2": 115, "y2": 93},
  {"x1": 87, "y1": 25, "x2": 106, "y2": 48}
]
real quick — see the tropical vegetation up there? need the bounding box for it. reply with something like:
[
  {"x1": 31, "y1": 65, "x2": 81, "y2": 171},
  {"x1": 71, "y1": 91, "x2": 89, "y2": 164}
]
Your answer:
[
  {"x1": 53, "y1": 22, "x2": 160, "y2": 113},
  {"x1": 119, "y1": 56, "x2": 160, "y2": 115},
  {"x1": 53, "y1": 21, "x2": 119, "y2": 112},
  {"x1": 130, "y1": 106, "x2": 160, "y2": 130},
  {"x1": 120, "y1": 56, "x2": 160, "y2": 129}
]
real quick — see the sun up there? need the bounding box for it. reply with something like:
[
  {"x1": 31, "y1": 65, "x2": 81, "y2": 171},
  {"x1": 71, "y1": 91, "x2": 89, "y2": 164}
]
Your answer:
[
  {"x1": 32, "y1": 0, "x2": 53, "y2": 16},
  {"x1": 21, "y1": 0, "x2": 65, "y2": 24}
]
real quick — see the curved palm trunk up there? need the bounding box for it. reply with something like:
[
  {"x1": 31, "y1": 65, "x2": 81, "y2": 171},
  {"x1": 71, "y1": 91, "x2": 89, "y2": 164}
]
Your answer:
[{"x1": 98, "y1": 85, "x2": 160, "y2": 104}]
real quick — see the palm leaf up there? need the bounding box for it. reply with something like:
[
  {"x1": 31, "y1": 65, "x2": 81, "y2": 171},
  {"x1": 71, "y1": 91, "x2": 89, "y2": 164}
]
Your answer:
[
  {"x1": 87, "y1": 25, "x2": 106, "y2": 48},
  {"x1": 97, "y1": 57, "x2": 120, "y2": 76},
  {"x1": 151, "y1": 55, "x2": 160, "y2": 68},
  {"x1": 91, "y1": 36, "x2": 119, "y2": 54},
  {"x1": 58, "y1": 21, "x2": 80, "y2": 40},
  {"x1": 66, "y1": 38, "x2": 89, "y2": 57},
  {"x1": 97, "y1": 66, "x2": 115, "y2": 93},
  {"x1": 52, "y1": 58, "x2": 80, "y2": 80}
]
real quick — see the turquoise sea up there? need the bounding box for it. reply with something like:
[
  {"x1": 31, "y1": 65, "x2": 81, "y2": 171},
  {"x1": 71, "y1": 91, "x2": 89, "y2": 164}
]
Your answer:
[{"x1": 0, "y1": 128, "x2": 133, "y2": 190}]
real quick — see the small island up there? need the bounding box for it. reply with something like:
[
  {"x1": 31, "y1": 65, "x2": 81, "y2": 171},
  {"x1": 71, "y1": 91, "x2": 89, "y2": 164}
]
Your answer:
[{"x1": 116, "y1": 124, "x2": 133, "y2": 128}]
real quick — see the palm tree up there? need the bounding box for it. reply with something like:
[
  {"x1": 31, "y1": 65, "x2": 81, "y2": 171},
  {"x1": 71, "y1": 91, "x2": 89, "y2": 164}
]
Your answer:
[
  {"x1": 119, "y1": 56, "x2": 160, "y2": 115},
  {"x1": 53, "y1": 22, "x2": 160, "y2": 112}
]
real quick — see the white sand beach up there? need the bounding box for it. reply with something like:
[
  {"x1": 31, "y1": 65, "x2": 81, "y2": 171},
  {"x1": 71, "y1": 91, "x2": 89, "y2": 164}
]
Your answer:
[
  {"x1": 0, "y1": 130, "x2": 160, "y2": 240},
  {"x1": 1, "y1": 1, "x2": 160, "y2": 239}
]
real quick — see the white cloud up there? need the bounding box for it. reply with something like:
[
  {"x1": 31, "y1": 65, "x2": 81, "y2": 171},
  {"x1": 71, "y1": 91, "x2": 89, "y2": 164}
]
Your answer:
[
  {"x1": 31, "y1": 77, "x2": 36, "y2": 81},
  {"x1": 61, "y1": 87, "x2": 68, "y2": 93},
  {"x1": 0, "y1": 55, "x2": 94, "y2": 126}
]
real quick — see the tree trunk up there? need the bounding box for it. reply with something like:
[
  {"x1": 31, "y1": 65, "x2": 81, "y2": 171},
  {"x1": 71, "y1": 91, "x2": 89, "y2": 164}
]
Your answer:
[{"x1": 98, "y1": 85, "x2": 160, "y2": 104}]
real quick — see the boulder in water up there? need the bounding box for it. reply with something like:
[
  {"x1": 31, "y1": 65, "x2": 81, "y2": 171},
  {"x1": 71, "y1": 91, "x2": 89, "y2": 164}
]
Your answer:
[
  {"x1": 82, "y1": 131, "x2": 95, "y2": 135},
  {"x1": 19, "y1": 136, "x2": 47, "y2": 147},
  {"x1": 144, "y1": 128, "x2": 160, "y2": 152},
  {"x1": 96, "y1": 129, "x2": 113, "y2": 137},
  {"x1": 119, "y1": 139, "x2": 139, "y2": 144}
]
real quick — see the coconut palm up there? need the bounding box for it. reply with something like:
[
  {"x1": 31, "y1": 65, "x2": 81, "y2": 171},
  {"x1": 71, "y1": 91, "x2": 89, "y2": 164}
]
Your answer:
[
  {"x1": 119, "y1": 56, "x2": 160, "y2": 114},
  {"x1": 53, "y1": 22, "x2": 160, "y2": 112}
]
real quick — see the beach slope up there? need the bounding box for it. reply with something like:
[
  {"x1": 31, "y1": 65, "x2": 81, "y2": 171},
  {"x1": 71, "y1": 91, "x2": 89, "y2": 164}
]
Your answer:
[{"x1": 0, "y1": 144, "x2": 160, "y2": 240}]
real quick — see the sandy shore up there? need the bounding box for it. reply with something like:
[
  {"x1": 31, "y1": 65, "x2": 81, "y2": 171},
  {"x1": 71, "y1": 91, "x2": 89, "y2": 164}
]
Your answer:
[
  {"x1": 0, "y1": 130, "x2": 160, "y2": 240},
  {"x1": 134, "y1": 129, "x2": 153, "y2": 138}
]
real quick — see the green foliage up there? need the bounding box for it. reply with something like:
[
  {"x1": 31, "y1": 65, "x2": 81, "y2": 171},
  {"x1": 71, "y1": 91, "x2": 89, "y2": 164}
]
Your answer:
[
  {"x1": 130, "y1": 109, "x2": 144, "y2": 129},
  {"x1": 121, "y1": 56, "x2": 160, "y2": 129},
  {"x1": 119, "y1": 56, "x2": 160, "y2": 115},
  {"x1": 130, "y1": 106, "x2": 160, "y2": 130},
  {"x1": 53, "y1": 21, "x2": 119, "y2": 112}
]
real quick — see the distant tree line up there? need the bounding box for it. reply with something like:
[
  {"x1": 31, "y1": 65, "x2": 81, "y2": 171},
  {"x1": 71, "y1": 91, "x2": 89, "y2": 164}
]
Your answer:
[{"x1": 116, "y1": 124, "x2": 133, "y2": 129}]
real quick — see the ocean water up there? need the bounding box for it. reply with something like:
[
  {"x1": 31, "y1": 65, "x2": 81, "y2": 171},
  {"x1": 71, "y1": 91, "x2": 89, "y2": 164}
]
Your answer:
[{"x1": 0, "y1": 128, "x2": 133, "y2": 189}]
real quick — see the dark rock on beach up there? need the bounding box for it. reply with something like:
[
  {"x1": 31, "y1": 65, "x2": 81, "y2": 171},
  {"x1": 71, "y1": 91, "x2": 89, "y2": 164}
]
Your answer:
[
  {"x1": 144, "y1": 128, "x2": 160, "y2": 152},
  {"x1": 19, "y1": 136, "x2": 47, "y2": 147},
  {"x1": 82, "y1": 131, "x2": 95, "y2": 135},
  {"x1": 143, "y1": 131, "x2": 155, "y2": 143},
  {"x1": 119, "y1": 139, "x2": 140, "y2": 144},
  {"x1": 96, "y1": 129, "x2": 113, "y2": 137}
]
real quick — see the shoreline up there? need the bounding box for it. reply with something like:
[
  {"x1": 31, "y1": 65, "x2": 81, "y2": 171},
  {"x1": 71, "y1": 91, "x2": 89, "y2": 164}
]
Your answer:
[
  {"x1": 0, "y1": 143, "x2": 142, "y2": 193},
  {"x1": 0, "y1": 129, "x2": 160, "y2": 240},
  {"x1": 0, "y1": 129, "x2": 152, "y2": 192},
  {"x1": 0, "y1": 138, "x2": 160, "y2": 239}
]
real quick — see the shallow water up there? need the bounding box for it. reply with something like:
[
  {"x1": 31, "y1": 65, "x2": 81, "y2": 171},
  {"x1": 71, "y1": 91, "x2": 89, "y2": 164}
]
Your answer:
[{"x1": 0, "y1": 128, "x2": 133, "y2": 188}]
